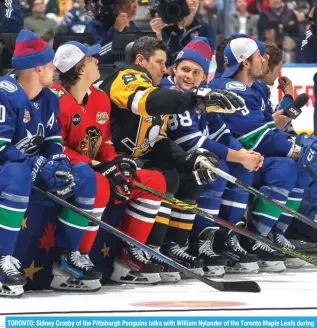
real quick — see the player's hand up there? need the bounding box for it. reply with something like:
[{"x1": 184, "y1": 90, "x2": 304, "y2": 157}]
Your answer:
[
  {"x1": 273, "y1": 110, "x2": 292, "y2": 130},
  {"x1": 114, "y1": 13, "x2": 129, "y2": 32},
  {"x1": 278, "y1": 76, "x2": 293, "y2": 97},
  {"x1": 191, "y1": 88, "x2": 245, "y2": 114},
  {"x1": 239, "y1": 149, "x2": 263, "y2": 172}
]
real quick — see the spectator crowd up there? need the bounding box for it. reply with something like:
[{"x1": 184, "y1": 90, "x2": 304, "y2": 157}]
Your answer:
[{"x1": 1, "y1": 0, "x2": 317, "y2": 65}]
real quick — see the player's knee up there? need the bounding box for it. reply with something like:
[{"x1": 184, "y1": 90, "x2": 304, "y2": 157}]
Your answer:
[
  {"x1": 160, "y1": 168, "x2": 180, "y2": 195},
  {"x1": 137, "y1": 169, "x2": 167, "y2": 194},
  {"x1": 72, "y1": 162, "x2": 97, "y2": 193},
  {"x1": 277, "y1": 158, "x2": 298, "y2": 183},
  {"x1": 219, "y1": 160, "x2": 229, "y2": 173},
  {"x1": 1, "y1": 162, "x2": 32, "y2": 195}
]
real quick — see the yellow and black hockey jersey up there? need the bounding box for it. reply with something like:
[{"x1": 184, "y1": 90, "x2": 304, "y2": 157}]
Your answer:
[{"x1": 99, "y1": 64, "x2": 194, "y2": 157}]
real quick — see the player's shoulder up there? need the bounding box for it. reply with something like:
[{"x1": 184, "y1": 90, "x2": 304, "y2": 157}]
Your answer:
[
  {"x1": 41, "y1": 86, "x2": 60, "y2": 102},
  {"x1": 51, "y1": 84, "x2": 68, "y2": 100},
  {"x1": 0, "y1": 76, "x2": 20, "y2": 98},
  {"x1": 160, "y1": 76, "x2": 179, "y2": 90},
  {"x1": 209, "y1": 77, "x2": 247, "y2": 93},
  {"x1": 252, "y1": 80, "x2": 270, "y2": 97}
]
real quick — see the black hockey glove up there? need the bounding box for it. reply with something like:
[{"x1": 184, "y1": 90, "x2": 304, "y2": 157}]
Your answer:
[
  {"x1": 93, "y1": 155, "x2": 138, "y2": 202},
  {"x1": 185, "y1": 149, "x2": 220, "y2": 185},
  {"x1": 191, "y1": 88, "x2": 245, "y2": 114}
]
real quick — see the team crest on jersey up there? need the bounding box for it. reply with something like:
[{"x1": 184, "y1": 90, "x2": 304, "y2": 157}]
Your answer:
[
  {"x1": 96, "y1": 112, "x2": 109, "y2": 124},
  {"x1": 226, "y1": 81, "x2": 246, "y2": 91},
  {"x1": 23, "y1": 109, "x2": 31, "y2": 123},
  {"x1": 15, "y1": 124, "x2": 45, "y2": 156},
  {"x1": 77, "y1": 126, "x2": 102, "y2": 159}
]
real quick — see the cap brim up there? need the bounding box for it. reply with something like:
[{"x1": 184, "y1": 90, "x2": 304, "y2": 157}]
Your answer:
[
  {"x1": 256, "y1": 40, "x2": 266, "y2": 56},
  {"x1": 86, "y1": 44, "x2": 101, "y2": 56},
  {"x1": 222, "y1": 62, "x2": 241, "y2": 78}
]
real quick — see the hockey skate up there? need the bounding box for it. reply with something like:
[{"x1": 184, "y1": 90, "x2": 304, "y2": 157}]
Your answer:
[
  {"x1": 110, "y1": 243, "x2": 161, "y2": 284},
  {"x1": 51, "y1": 250, "x2": 102, "y2": 292},
  {"x1": 270, "y1": 232, "x2": 306, "y2": 268},
  {"x1": 160, "y1": 241, "x2": 204, "y2": 279},
  {"x1": 188, "y1": 229, "x2": 227, "y2": 278},
  {"x1": 0, "y1": 255, "x2": 26, "y2": 298},
  {"x1": 147, "y1": 251, "x2": 181, "y2": 283},
  {"x1": 241, "y1": 238, "x2": 286, "y2": 273},
  {"x1": 218, "y1": 228, "x2": 259, "y2": 274}
]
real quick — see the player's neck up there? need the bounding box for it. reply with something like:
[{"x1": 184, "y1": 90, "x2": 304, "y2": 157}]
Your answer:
[
  {"x1": 68, "y1": 79, "x2": 91, "y2": 104},
  {"x1": 234, "y1": 71, "x2": 254, "y2": 87},
  {"x1": 18, "y1": 77, "x2": 42, "y2": 100}
]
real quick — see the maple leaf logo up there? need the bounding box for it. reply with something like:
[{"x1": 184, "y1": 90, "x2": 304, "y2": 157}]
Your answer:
[{"x1": 39, "y1": 222, "x2": 56, "y2": 254}]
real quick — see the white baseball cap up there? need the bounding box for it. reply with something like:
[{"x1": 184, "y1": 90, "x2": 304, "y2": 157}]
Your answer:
[
  {"x1": 53, "y1": 41, "x2": 101, "y2": 73},
  {"x1": 222, "y1": 38, "x2": 259, "y2": 78}
]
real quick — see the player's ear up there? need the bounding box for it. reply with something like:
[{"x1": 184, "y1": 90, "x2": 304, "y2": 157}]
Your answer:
[
  {"x1": 135, "y1": 54, "x2": 146, "y2": 66},
  {"x1": 172, "y1": 64, "x2": 177, "y2": 76}
]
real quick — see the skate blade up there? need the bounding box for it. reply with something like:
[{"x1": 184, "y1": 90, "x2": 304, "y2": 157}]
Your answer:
[
  {"x1": 50, "y1": 276, "x2": 101, "y2": 292},
  {"x1": 285, "y1": 258, "x2": 306, "y2": 269},
  {"x1": 225, "y1": 262, "x2": 259, "y2": 274},
  {"x1": 111, "y1": 261, "x2": 161, "y2": 285},
  {"x1": 0, "y1": 283, "x2": 24, "y2": 298},
  {"x1": 258, "y1": 261, "x2": 286, "y2": 273},
  {"x1": 180, "y1": 267, "x2": 204, "y2": 279},
  {"x1": 160, "y1": 272, "x2": 181, "y2": 283},
  {"x1": 204, "y1": 266, "x2": 225, "y2": 278}
]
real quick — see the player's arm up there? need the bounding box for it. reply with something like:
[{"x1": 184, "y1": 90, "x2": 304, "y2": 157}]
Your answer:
[
  {"x1": 95, "y1": 94, "x2": 118, "y2": 162},
  {"x1": 40, "y1": 93, "x2": 64, "y2": 158},
  {"x1": 102, "y1": 70, "x2": 242, "y2": 117}
]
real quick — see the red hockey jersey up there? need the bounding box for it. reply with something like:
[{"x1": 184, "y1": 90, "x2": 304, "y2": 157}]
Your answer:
[{"x1": 52, "y1": 84, "x2": 117, "y2": 165}]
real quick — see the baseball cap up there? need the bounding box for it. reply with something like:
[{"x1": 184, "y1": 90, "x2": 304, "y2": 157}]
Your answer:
[
  {"x1": 231, "y1": 33, "x2": 266, "y2": 56},
  {"x1": 222, "y1": 38, "x2": 259, "y2": 78},
  {"x1": 53, "y1": 41, "x2": 101, "y2": 73}
]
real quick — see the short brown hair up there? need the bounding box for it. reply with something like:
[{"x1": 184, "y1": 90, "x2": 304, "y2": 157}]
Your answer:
[
  {"x1": 265, "y1": 43, "x2": 283, "y2": 71},
  {"x1": 58, "y1": 59, "x2": 86, "y2": 90}
]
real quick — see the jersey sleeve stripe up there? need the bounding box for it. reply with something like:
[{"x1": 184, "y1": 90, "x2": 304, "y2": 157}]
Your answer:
[
  {"x1": 215, "y1": 129, "x2": 230, "y2": 142},
  {"x1": 208, "y1": 124, "x2": 226, "y2": 140},
  {"x1": 187, "y1": 136, "x2": 208, "y2": 153},
  {"x1": 174, "y1": 131, "x2": 202, "y2": 144},
  {"x1": 130, "y1": 89, "x2": 151, "y2": 117}
]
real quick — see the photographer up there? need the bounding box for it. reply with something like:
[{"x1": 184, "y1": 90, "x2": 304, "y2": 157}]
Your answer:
[
  {"x1": 85, "y1": 0, "x2": 140, "y2": 63},
  {"x1": 0, "y1": 0, "x2": 23, "y2": 32},
  {"x1": 150, "y1": 0, "x2": 215, "y2": 66}
]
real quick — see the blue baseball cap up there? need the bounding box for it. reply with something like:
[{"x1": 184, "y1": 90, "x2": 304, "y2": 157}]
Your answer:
[
  {"x1": 53, "y1": 41, "x2": 101, "y2": 73},
  {"x1": 222, "y1": 38, "x2": 259, "y2": 78},
  {"x1": 231, "y1": 33, "x2": 266, "y2": 56}
]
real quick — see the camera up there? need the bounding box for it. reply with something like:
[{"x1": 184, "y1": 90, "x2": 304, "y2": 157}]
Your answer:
[{"x1": 150, "y1": 0, "x2": 190, "y2": 25}]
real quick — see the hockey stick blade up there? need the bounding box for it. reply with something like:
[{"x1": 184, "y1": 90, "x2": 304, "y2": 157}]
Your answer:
[
  {"x1": 33, "y1": 186, "x2": 260, "y2": 293},
  {"x1": 134, "y1": 182, "x2": 317, "y2": 267}
]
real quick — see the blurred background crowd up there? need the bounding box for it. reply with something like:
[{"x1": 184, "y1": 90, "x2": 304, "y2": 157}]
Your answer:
[{"x1": 1, "y1": 0, "x2": 317, "y2": 68}]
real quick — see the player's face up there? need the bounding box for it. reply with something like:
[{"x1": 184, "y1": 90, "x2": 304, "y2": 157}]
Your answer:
[
  {"x1": 39, "y1": 61, "x2": 55, "y2": 88},
  {"x1": 140, "y1": 50, "x2": 167, "y2": 86},
  {"x1": 261, "y1": 53, "x2": 270, "y2": 77},
  {"x1": 249, "y1": 50, "x2": 265, "y2": 80},
  {"x1": 82, "y1": 56, "x2": 100, "y2": 84},
  {"x1": 264, "y1": 60, "x2": 282, "y2": 86},
  {"x1": 173, "y1": 60, "x2": 206, "y2": 91}
]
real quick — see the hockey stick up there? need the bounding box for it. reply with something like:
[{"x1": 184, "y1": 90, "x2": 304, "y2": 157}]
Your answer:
[
  {"x1": 202, "y1": 163, "x2": 317, "y2": 231},
  {"x1": 32, "y1": 186, "x2": 261, "y2": 293},
  {"x1": 134, "y1": 181, "x2": 317, "y2": 267}
]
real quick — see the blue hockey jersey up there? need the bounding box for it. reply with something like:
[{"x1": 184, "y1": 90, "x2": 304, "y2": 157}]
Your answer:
[
  {"x1": 161, "y1": 76, "x2": 242, "y2": 160},
  {"x1": 208, "y1": 77, "x2": 294, "y2": 157},
  {"x1": 0, "y1": 76, "x2": 63, "y2": 166}
]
